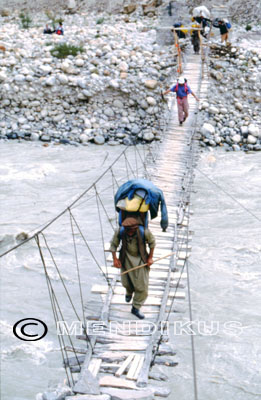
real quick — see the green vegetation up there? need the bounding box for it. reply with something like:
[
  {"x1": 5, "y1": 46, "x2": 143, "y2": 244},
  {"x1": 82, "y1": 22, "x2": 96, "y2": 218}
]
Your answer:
[
  {"x1": 45, "y1": 10, "x2": 63, "y2": 30},
  {"x1": 96, "y1": 17, "x2": 105, "y2": 25},
  {"x1": 50, "y1": 43, "x2": 84, "y2": 59},
  {"x1": 19, "y1": 12, "x2": 32, "y2": 29},
  {"x1": 245, "y1": 24, "x2": 252, "y2": 31}
]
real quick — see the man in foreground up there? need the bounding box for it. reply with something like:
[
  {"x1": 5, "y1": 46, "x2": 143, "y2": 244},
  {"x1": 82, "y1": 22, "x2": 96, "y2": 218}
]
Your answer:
[{"x1": 110, "y1": 217, "x2": 155, "y2": 319}]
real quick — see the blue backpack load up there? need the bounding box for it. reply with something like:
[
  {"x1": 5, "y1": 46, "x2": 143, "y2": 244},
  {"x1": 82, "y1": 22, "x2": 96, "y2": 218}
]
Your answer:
[{"x1": 226, "y1": 21, "x2": 232, "y2": 29}]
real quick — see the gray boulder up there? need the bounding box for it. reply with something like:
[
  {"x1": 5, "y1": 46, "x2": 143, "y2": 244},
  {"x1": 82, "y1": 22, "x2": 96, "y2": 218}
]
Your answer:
[{"x1": 94, "y1": 135, "x2": 105, "y2": 145}]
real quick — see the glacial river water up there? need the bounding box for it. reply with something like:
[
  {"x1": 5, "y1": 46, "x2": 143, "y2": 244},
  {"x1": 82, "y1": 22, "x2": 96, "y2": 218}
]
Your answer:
[{"x1": 0, "y1": 141, "x2": 260, "y2": 400}]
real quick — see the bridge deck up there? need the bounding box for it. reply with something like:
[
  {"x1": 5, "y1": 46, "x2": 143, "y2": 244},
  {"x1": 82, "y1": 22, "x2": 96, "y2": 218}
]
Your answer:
[{"x1": 67, "y1": 55, "x2": 208, "y2": 400}]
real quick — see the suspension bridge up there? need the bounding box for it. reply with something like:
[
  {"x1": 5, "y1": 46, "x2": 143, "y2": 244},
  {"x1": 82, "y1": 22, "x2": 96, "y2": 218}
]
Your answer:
[
  {"x1": 54, "y1": 53, "x2": 206, "y2": 399},
  {"x1": 66, "y1": 55, "x2": 207, "y2": 400},
  {"x1": 0, "y1": 13, "x2": 213, "y2": 400}
]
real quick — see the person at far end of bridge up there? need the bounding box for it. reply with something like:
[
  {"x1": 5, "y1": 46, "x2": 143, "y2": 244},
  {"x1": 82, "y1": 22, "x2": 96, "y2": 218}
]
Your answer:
[
  {"x1": 218, "y1": 20, "x2": 229, "y2": 46},
  {"x1": 163, "y1": 76, "x2": 199, "y2": 125},
  {"x1": 190, "y1": 21, "x2": 201, "y2": 54},
  {"x1": 109, "y1": 217, "x2": 156, "y2": 320}
]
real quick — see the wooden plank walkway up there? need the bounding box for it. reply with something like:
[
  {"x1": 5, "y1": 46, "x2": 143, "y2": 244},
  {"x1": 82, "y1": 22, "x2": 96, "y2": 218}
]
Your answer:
[{"x1": 68, "y1": 55, "x2": 207, "y2": 400}]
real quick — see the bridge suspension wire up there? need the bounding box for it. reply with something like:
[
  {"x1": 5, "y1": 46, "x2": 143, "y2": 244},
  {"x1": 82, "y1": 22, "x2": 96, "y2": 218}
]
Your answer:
[
  {"x1": 94, "y1": 184, "x2": 109, "y2": 276},
  {"x1": 69, "y1": 209, "x2": 88, "y2": 333},
  {"x1": 196, "y1": 168, "x2": 261, "y2": 223},
  {"x1": 68, "y1": 209, "x2": 114, "y2": 291},
  {"x1": 0, "y1": 143, "x2": 158, "y2": 259},
  {"x1": 110, "y1": 167, "x2": 119, "y2": 224},
  {"x1": 41, "y1": 232, "x2": 82, "y2": 323},
  {"x1": 35, "y1": 235, "x2": 84, "y2": 386},
  {"x1": 186, "y1": 257, "x2": 199, "y2": 400}
]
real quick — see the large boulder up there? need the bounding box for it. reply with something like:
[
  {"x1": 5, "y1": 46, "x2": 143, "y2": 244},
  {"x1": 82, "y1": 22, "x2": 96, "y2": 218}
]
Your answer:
[
  {"x1": 94, "y1": 135, "x2": 105, "y2": 145},
  {"x1": 232, "y1": 134, "x2": 241, "y2": 143},
  {"x1": 144, "y1": 79, "x2": 158, "y2": 89},
  {"x1": 248, "y1": 124, "x2": 260, "y2": 137},
  {"x1": 142, "y1": 0, "x2": 158, "y2": 16},
  {"x1": 201, "y1": 123, "x2": 215, "y2": 136},
  {"x1": 123, "y1": 4, "x2": 137, "y2": 14},
  {"x1": 67, "y1": 0, "x2": 77, "y2": 12},
  {"x1": 0, "y1": 8, "x2": 10, "y2": 16},
  {"x1": 247, "y1": 135, "x2": 257, "y2": 144}
]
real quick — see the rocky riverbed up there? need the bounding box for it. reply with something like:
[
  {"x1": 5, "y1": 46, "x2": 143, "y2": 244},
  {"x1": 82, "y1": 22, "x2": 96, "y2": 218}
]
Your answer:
[
  {"x1": 198, "y1": 41, "x2": 261, "y2": 151},
  {"x1": 0, "y1": 5, "x2": 260, "y2": 150},
  {"x1": 0, "y1": 11, "x2": 176, "y2": 146}
]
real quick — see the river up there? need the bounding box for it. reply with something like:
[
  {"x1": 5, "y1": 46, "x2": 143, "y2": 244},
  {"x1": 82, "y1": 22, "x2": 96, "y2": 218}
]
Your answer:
[{"x1": 0, "y1": 142, "x2": 260, "y2": 399}]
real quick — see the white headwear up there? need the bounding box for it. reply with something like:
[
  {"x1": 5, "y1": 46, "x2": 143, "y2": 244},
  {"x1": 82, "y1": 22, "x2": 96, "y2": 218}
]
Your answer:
[{"x1": 178, "y1": 76, "x2": 185, "y2": 84}]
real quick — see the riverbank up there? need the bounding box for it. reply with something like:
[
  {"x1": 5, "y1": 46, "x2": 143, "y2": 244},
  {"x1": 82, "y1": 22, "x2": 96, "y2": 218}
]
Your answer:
[
  {"x1": 0, "y1": 10, "x2": 260, "y2": 150},
  {"x1": 0, "y1": 10, "x2": 178, "y2": 146},
  {"x1": 197, "y1": 32, "x2": 261, "y2": 152}
]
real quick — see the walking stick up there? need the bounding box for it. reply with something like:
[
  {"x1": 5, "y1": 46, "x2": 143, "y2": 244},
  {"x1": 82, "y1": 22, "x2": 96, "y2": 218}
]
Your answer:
[{"x1": 120, "y1": 251, "x2": 175, "y2": 276}]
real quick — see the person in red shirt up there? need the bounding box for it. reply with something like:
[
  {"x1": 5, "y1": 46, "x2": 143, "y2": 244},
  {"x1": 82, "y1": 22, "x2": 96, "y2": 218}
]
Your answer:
[
  {"x1": 55, "y1": 22, "x2": 64, "y2": 35},
  {"x1": 163, "y1": 77, "x2": 199, "y2": 125}
]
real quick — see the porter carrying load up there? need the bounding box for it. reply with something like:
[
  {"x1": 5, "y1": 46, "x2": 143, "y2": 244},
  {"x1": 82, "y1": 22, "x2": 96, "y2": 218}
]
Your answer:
[{"x1": 109, "y1": 179, "x2": 168, "y2": 319}]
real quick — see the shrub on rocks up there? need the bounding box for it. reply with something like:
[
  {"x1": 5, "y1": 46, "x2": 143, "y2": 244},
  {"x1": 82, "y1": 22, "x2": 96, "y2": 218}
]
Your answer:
[
  {"x1": 50, "y1": 43, "x2": 84, "y2": 59},
  {"x1": 19, "y1": 12, "x2": 32, "y2": 29}
]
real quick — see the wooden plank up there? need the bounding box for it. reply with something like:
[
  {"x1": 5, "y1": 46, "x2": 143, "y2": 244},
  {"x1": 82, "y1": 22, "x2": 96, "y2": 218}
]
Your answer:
[
  {"x1": 108, "y1": 312, "x2": 157, "y2": 321},
  {"x1": 67, "y1": 393, "x2": 111, "y2": 399},
  {"x1": 154, "y1": 250, "x2": 189, "y2": 260},
  {"x1": 73, "y1": 276, "x2": 118, "y2": 394},
  {"x1": 88, "y1": 358, "x2": 102, "y2": 377},
  {"x1": 99, "y1": 375, "x2": 137, "y2": 390},
  {"x1": 126, "y1": 354, "x2": 142, "y2": 380},
  {"x1": 109, "y1": 305, "x2": 159, "y2": 313},
  {"x1": 101, "y1": 266, "x2": 187, "y2": 280},
  {"x1": 93, "y1": 333, "x2": 150, "y2": 343},
  {"x1": 133, "y1": 356, "x2": 145, "y2": 381},
  {"x1": 107, "y1": 293, "x2": 185, "y2": 305},
  {"x1": 95, "y1": 342, "x2": 148, "y2": 351},
  {"x1": 115, "y1": 354, "x2": 134, "y2": 377},
  {"x1": 92, "y1": 284, "x2": 185, "y2": 298},
  {"x1": 93, "y1": 352, "x2": 128, "y2": 363},
  {"x1": 101, "y1": 266, "x2": 168, "y2": 278}
]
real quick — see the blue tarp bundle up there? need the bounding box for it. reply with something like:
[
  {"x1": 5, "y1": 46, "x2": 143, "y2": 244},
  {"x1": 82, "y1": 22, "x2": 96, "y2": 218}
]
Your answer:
[{"x1": 115, "y1": 178, "x2": 168, "y2": 231}]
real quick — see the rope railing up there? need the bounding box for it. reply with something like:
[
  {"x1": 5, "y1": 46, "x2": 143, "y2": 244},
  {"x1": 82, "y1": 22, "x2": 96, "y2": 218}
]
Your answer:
[
  {"x1": 1, "y1": 139, "x2": 165, "y2": 385},
  {"x1": 0, "y1": 144, "x2": 157, "y2": 258}
]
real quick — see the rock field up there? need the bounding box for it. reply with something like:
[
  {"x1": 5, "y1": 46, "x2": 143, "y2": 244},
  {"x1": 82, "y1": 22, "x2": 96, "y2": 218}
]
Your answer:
[
  {"x1": 0, "y1": 11, "x2": 176, "y2": 146},
  {"x1": 0, "y1": 1, "x2": 260, "y2": 150}
]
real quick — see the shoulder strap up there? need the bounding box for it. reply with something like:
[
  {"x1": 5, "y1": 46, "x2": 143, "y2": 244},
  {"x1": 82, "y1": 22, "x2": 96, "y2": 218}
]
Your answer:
[
  {"x1": 138, "y1": 226, "x2": 145, "y2": 242},
  {"x1": 119, "y1": 226, "x2": 125, "y2": 239}
]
